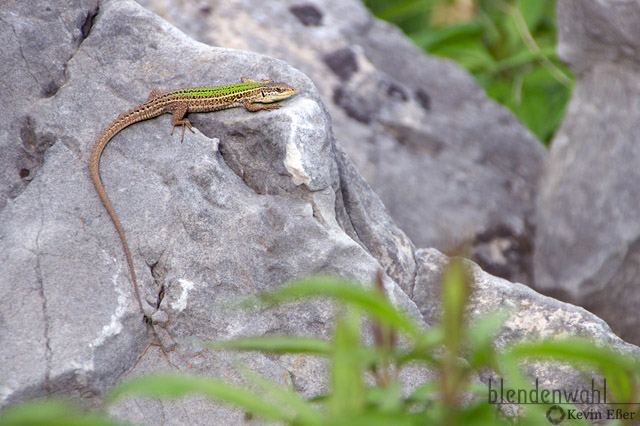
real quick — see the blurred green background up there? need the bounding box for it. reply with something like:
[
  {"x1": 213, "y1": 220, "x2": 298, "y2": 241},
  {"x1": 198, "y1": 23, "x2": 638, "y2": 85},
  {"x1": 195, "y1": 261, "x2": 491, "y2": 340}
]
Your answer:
[{"x1": 362, "y1": 0, "x2": 574, "y2": 146}]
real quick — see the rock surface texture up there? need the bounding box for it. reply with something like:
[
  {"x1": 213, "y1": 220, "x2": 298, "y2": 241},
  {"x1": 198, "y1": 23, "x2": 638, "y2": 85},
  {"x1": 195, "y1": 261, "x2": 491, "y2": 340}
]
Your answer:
[
  {"x1": 534, "y1": 0, "x2": 640, "y2": 345},
  {"x1": 0, "y1": 1, "x2": 418, "y2": 418},
  {"x1": 135, "y1": 0, "x2": 546, "y2": 284},
  {"x1": 1, "y1": 0, "x2": 638, "y2": 425}
]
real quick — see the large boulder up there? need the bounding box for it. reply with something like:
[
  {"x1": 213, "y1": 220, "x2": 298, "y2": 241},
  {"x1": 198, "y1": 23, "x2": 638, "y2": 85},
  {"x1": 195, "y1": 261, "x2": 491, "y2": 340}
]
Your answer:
[
  {"x1": 414, "y1": 248, "x2": 640, "y2": 424},
  {"x1": 534, "y1": 0, "x2": 640, "y2": 345},
  {"x1": 136, "y1": 0, "x2": 546, "y2": 284},
  {"x1": 0, "y1": 0, "x2": 417, "y2": 416},
  {"x1": 1, "y1": 0, "x2": 637, "y2": 425}
]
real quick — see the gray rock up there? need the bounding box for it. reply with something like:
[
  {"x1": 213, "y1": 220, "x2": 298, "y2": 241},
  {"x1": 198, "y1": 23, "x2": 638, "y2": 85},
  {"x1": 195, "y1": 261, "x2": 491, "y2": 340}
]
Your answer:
[
  {"x1": 534, "y1": 0, "x2": 640, "y2": 345},
  {"x1": 2, "y1": 0, "x2": 639, "y2": 424},
  {"x1": 134, "y1": 0, "x2": 545, "y2": 284},
  {"x1": 417, "y1": 249, "x2": 635, "y2": 349},
  {"x1": 0, "y1": 0, "x2": 98, "y2": 210},
  {"x1": 0, "y1": 0, "x2": 419, "y2": 419},
  {"x1": 415, "y1": 248, "x2": 640, "y2": 424},
  {"x1": 557, "y1": 0, "x2": 640, "y2": 74}
]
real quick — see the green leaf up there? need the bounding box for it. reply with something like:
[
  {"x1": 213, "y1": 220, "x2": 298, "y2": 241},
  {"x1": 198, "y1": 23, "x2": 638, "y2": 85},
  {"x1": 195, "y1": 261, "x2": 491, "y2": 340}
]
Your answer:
[
  {"x1": 328, "y1": 412, "x2": 422, "y2": 426},
  {"x1": 476, "y1": 7, "x2": 502, "y2": 47},
  {"x1": 517, "y1": 0, "x2": 549, "y2": 31},
  {"x1": 441, "y1": 259, "x2": 470, "y2": 354},
  {"x1": 504, "y1": 338, "x2": 640, "y2": 404},
  {"x1": 516, "y1": 66, "x2": 572, "y2": 142},
  {"x1": 375, "y1": 0, "x2": 433, "y2": 22},
  {"x1": 484, "y1": 79, "x2": 512, "y2": 103},
  {"x1": 495, "y1": 356, "x2": 591, "y2": 426},
  {"x1": 429, "y1": 39, "x2": 496, "y2": 73},
  {"x1": 439, "y1": 258, "x2": 473, "y2": 424},
  {"x1": 397, "y1": 327, "x2": 443, "y2": 366},
  {"x1": 458, "y1": 399, "x2": 514, "y2": 426},
  {"x1": 462, "y1": 381, "x2": 493, "y2": 399},
  {"x1": 328, "y1": 308, "x2": 366, "y2": 418},
  {"x1": 503, "y1": 10, "x2": 525, "y2": 54},
  {"x1": 516, "y1": 86, "x2": 551, "y2": 139},
  {"x1": 366, "y1": 382, "x2": 403, "y2": 412},
  {"x1": 406, "y1": 381, "x2": 439, "y2": 403},
  {"x1": 506, "y1": 339, "x2": 639, "y2": 370},
  {"x1": 247, "y1": 276, "x2": 423, "y2": 339},
  {"x1": 466, "y1": 311, "x2": 507, "y2": 369},
  {"x1": 0, "y1": 400, "x2": 123, "y2": 426},
  {"x1": 240, "y1": 367, "x2": 323, "y2": 426},
  {"x1": 207, "y1": 335, "x2": 331, "y2": 355},
  {"x1": 410, "y1": 20, "x2": 484, "y2": 50},
  {"x1": 491, "y1": 46, "x2": 558, "y2": 73},
  {"x1": 107, "y1": 374, "x2": 291, "y2": 423},
  {"x1": 363, "y1": 0, "x2": 574, "y2": 142}
]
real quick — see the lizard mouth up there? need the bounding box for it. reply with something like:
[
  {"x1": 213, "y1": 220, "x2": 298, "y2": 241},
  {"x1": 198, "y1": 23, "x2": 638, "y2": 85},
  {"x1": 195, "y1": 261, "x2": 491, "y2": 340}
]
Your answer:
[{"x1": 263, "y1": 83, "x2": 296, "y2": 102}]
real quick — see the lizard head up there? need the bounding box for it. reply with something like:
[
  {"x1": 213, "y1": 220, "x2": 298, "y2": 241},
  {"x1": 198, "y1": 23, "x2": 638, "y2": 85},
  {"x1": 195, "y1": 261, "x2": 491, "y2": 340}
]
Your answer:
[{"x1": 259, "y1": 82, "x2": 297, "y2": 103}]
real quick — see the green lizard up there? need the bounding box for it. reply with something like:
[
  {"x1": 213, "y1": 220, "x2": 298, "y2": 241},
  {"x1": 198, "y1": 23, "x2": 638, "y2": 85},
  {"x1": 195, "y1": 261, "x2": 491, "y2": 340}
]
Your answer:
[{"x1": 89, "y1": 78, "x2": 296, "y2": 317}]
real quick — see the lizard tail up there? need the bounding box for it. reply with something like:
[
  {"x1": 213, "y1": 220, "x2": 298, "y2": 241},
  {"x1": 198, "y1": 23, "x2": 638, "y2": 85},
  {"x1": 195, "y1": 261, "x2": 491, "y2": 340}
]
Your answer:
[{"x1": 89, "y1": 106, "x2": 161, "y2": 317}]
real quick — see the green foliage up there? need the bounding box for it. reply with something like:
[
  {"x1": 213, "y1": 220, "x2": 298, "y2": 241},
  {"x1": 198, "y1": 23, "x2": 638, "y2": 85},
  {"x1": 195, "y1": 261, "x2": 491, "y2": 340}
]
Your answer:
[
  {"x1": 363, "y1": 0, "x2": 574, "y2": 145},
  {"x1": 3, "y1": 264, "x2": 640, "y2": 425},
  {"x1": 108, "y1": 374, "x2": 298, "y2": 422}
]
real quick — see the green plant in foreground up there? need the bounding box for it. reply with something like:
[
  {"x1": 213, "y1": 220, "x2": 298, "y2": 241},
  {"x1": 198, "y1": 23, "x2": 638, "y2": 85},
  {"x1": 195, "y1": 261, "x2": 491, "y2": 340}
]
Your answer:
[
  {"x1": 2, "y1": 261, "x2": 640, "y2": 425},
  {"x1": 363, "y1": 0, "x2": 574, "y2": 145}
]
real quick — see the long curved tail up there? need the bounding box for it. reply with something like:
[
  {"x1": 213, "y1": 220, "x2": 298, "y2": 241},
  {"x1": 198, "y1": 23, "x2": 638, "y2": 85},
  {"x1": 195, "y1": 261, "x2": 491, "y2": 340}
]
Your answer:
[{"x1": 88, "y1": 105, "x2": 162, "y2": 317}]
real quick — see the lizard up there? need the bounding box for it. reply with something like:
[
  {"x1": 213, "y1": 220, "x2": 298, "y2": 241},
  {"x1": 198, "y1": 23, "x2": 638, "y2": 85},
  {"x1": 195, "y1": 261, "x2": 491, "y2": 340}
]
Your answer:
[{"x1": 89, "y1": 78, "x2": 296, "y2": 317}]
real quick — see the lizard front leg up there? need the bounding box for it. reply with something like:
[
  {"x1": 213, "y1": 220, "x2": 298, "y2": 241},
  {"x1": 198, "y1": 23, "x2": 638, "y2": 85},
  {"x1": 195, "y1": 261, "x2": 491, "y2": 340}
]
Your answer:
[{"x1": 242, "y1": 101, "x2": 281, "y2": 112}]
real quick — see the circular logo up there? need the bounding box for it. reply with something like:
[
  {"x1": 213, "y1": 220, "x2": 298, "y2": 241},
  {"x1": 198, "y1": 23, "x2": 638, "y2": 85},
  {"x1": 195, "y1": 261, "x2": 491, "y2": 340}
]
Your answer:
[{"x1": 546, "y1": 405, "x2": 566, "y2": 424}]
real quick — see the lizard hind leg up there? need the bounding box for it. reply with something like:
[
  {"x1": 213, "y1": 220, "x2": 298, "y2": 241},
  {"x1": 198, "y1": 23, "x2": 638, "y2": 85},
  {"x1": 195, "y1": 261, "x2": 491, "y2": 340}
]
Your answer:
[
  {"x1": 147, "y1": 88, "x2": 163, "y2": 101},
  {"x1": 168, "y1": 102, "x2": 194, "y2": 142}
]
